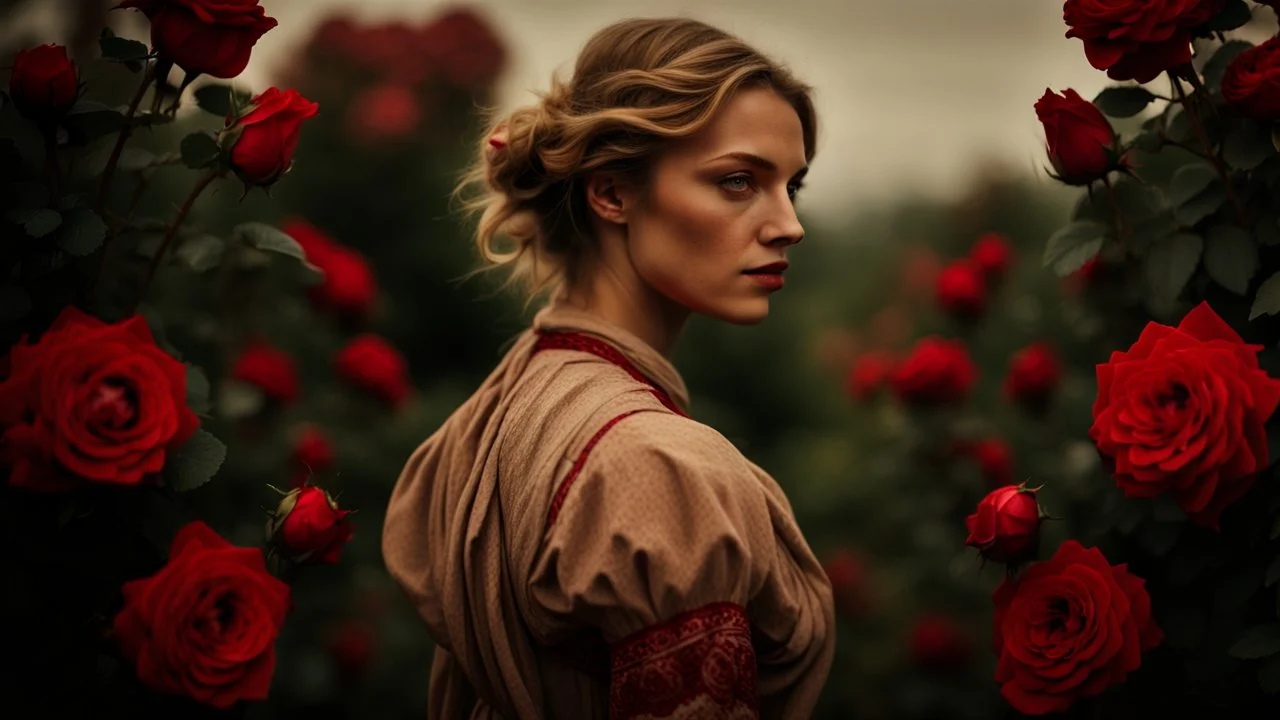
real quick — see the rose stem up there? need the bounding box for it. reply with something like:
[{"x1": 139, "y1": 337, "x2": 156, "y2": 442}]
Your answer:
[
  {"x1": 1169, "y1": 70, "x2": 1247, "y2": 226},
  {"x1": 1102, "y1": 174, "x2": 1127, "y2": 242},
  {"x1": 131, "y1": 167, "x2": 222, "y2": 312},
  {"x1": 94, "y1": 61, "x2": 155, "y2": 215}
]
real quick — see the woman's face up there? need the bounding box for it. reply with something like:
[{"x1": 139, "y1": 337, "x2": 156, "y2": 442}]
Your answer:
[{"x1": 615, "y1": 86, "x2": 809, "y2": 325}]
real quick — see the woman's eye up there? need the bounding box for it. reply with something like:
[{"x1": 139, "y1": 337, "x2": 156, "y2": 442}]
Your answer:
[
  {"x1": 787, "y1": 182, "x2": 805, "y2": 200},
  {"x1": 720, "y1": 176, "x2": 751, "y2": 193}
]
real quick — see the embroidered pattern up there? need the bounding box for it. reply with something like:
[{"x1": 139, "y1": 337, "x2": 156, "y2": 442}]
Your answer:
[
  {"x1": 532, "y1": 330, "x2": 688, "y2": 417},
  {"x1": 609, "y1": 602, "x2": 759, "y2": 719}
]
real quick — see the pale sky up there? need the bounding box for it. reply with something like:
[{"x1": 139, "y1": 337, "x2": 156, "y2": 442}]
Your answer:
[{"x1": 10, "y1": 0, "x2": 1278, "y2": 222}]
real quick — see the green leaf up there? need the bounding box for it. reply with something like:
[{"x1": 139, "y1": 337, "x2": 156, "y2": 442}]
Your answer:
[
  {"x1": 1229, "y1": 623, "x2": 1280, "y2": 660},
  {"x1": 1145, "y1": 232, "x2": 1202, "y2": 302},
  {"x1": 57, "y1": 207, "x2": 107, "y2": 256},
  {"x1": 1043, "y1": 221, "x2": 1106, "y2": 276},
  {"x1": 1205, "y1": 41, "x2": 1255, "y2": 94},
  {"x1": 1251, "y1": 272, "x2": 1280, "y2": 320},
  {"x1": 193, "y1": 84, "x2": 250, "y2": 119},
  {"x1": 1166, "y1": 106, "x2": 1194, "y2": 144},
  {"x1": 1093, "y1": 86, "x2": 1158, "y2": 118},
  {"x1": 1129, "y1": 210, "x2": 1179, "y2": 256},
  {"x1": 180, "y1": 132, "x2": 221, "y2": 170},
  {"x1": 1205, "y1": 0, "x2": 1253, "y2": 32},
  {"x1": 8, "y1": 207, "x2": 62, "y2": 238},
  {"x1": 163, "y1": 428, "x2": 226, "y2": 492},
  {"x1": 1168, "y1": 163, "x2": 1227, "y2": 226},
  {"x1": 1261, "y1": 656, "x2": 1280, "y2": 694},
  {"x1": 1131, "y1": 130, "x2": 1163, "y2": 154},
  {"x1": 61, "y1": 102, "x2": 128, "y2": 145},
  {"x1": 57, "y1": 193, "x2": 85, "y2": 212},
  {"x1": 185, "y1": 364, "x2": 211, "y2": 416},
  {"x1": 234, "y1": 221, "x2": 307, "y2": 262},
  {"x1": 1203, "y1": 224, "x2": 1258, "y2": 295},
  {"x1": 99, "y1": 34, "x2": 149, "y2": 63},
  {"x1": 174, "y1": 234, "x2": 225, "y2": 272},
  {"x1": 1224, "y1": 119, "x2": 1277, "y2": 171}
]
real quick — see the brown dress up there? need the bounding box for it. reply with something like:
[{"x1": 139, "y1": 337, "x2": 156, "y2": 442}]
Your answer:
[{"x1": 382, "y1": 299, "x2": 836, "y2": 719}]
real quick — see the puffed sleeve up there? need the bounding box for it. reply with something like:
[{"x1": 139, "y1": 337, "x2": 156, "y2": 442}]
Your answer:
[{"x1": 527, "y1": 411, "x2": 835, "y2": 719}]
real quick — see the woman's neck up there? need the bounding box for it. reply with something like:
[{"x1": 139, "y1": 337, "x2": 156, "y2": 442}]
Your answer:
[{"x1": 560, "y1": 272, "x2": 689, "y2": 358}]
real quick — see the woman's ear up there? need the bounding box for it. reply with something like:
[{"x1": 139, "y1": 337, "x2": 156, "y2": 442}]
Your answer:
[{"x1": 584, "y1": 172, "x2": 630, "y2": 225}]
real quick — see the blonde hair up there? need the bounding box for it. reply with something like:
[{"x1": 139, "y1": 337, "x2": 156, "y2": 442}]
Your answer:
[{"x1": 454, "y1": 17, "x2": 818, "y2": 308}]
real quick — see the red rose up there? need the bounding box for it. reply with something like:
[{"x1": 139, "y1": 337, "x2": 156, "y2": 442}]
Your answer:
[
  {"x1": 230, "y1": 341, "x2": 299, "y2": 404},
  {"x1": 420, "y1": 9, "x2": 507, "y2": 90},
  {"x1": 1004, "y1": 342, "x2": 1061, "y2": 410},
  {"x1": 889, "y1": 337, "x2": 976, "y2": 405},
  {"x1": 1035, "y1": 88, "x2": 1125, "y2": 186},
  {"x1": 335, "y1": 334, "x2": 410, "y2": 407},
  {"x1": 1221, "y1": 36, "x2": 1280, "y2": 122},
  {"x1": 116, "y1": 0, "x2": 278, "y2": 79},
  {"x1": 845, "y1": 351, "x2": 896, "y2": 401},
  {"x1": 112, "y1": 521, "x2": 291, "y2": 708},
  {"x1": 269, "y1": 485, "x2": 354, "y2": 565},
  {"x1": 1090, "y1": 301, "x2": 1280, "y2": 529},
  {"x1": 327, "y1": 622, "x2": 375, "y2": 678},
  {"x1": 293, "y1": 425, "x2": 334, "y2": 477},
  {"x1": 9, "y1": 44, "x2": 78, "y2": 120},
  {"x1": 909, "y1": 614, "x2": 974, "y2": 671},
  {"x1": 224, "y1": 87, "x2": 319, "y2": 187},
  {"x1": 965, "y1": 484, "x2": 1042, "y2": 564},
  {"x1": 1063, "y1": 0, "x2": 1225, "y2": 82},
  {"x1": 822, "y1": 548, "x2": 870, "y2": 618},
  {"x1": 992, "y1": 540, "x2": 1162, "y2": 715},
  {"x1": 968, "y1": 437, "x2": 1016, "y2": 487},
  {"x1": 936, "y1": 259, "x2": 987, "y2": 319},
  {"x1": 282, "y1": 219, "x2": 377, "y2": 317},
  {"x1": 347, "y1": 83, "x2": 424, "y2": 142},
  {"x1": 969, "y1": 232, "x2": 1012, "y2": 282},
  {"x1": 0, "y1": 307, "x2": 198, "y2": 491}
]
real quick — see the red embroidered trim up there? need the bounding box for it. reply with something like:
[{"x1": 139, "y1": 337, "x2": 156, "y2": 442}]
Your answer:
[
  {"x1": 546, "y1": 408, "x2": 647, "y2": 527},
  {"x1": 609, "y1": 602, "x2": 758, "y2": 719},
  {"x1": 532, "y1": 330, "x2": 688, "y2": 417}
]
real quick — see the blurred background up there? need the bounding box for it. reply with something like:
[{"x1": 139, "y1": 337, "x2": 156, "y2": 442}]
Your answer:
[{"x1": 3, "y1": 1, "x2": 1278, "y2": 718}]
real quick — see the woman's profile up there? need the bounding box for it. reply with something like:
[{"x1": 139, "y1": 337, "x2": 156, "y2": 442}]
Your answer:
[{"x1": 382, "y1": 16, "x2": 836, "y2": 719}]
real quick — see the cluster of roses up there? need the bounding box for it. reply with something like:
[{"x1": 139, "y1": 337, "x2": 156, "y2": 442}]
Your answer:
[
  {"x1": 282, "y1": 9, "x2": 506, "y2": 143},
  {"x1": 955, "y1": 1, "x2": 1280, "y2": 714},
  {"x1": 2, "y1": 0, "x2": 371, "y2": 709}
]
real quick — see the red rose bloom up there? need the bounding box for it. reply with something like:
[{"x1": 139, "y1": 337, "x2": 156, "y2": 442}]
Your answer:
[
  {"x1": 335, "y1": 334, "x2": 411, "y2": 407},
  {"x1": 116, "y1": 0, "x2": 278, "y2": 79},
  {"x1": 270, "y1": 485, "x2": 354, "y2": 565},
  {"x1": 1035, "y1": 88, "x2": 1124, "y2": 186},
  {"x1": 1090, "y1": 301, "x2": 1280, "y2": 529},
  {"x1": 112, "y1": 521, "x2": 291, "y2": 708},
  {"x1": 910, "y1": 614, "x2": 974, "y2": 671},
  {"x1": 936, "y1": 259, "x2": 987, "y2": 319},
  {"x1": 282, "y1": 219, "x2": 377, "y2": 318},
  {"x1": 9, "y1": 44, "x2": 78, "y2": 120},
  {"x1": 823, "y1": 548, "x2": 870, "y2": 618},
  {"x1": 1063, "y1": 0, "x2": 1225, "y2": 82},
  {"x1": 845, "y1": 351, "x2": 896, "y2": 401},
  {"x1": 1004, "y1": 342, "x2": 1061, "y2": 410},
  {"x1": 969, "y1": 437, "x2": 1016, "y2": 487},
  {"x1": 0, "y1": 307, "x2": 198, "y2": 492},
  {"x1": 224, "y1": 87, "x2": 319, "y2": 187},
  {"x1": 890, "y1": 337, "x2": 976, "y2": 405},
  {"x1": 965, "y1": 484, "x2": 1042, "y2": 564},
  {"x1": 992, "y1": 540, "x2": 1162, "y2": 715},
  {"x1": 969, "y1": 232, "x2": 1012, "y2": 283},
  {"x1": 420, "y1": 9, "x2": 507, "y2": 90},
  {"x1": 231, "y1": 342, "x2": 299, "y2": 404},
  {"x1": 1221, "y1": 36, "x2": 1280, "y2": 122}
]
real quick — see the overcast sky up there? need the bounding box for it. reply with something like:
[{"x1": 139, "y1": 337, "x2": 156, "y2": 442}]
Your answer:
[{"x1": 10, "y1": 0, "x2": 1278, "y2": 222}]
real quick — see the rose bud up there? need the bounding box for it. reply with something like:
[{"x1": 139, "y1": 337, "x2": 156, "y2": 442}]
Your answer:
[
  {"x1": 889, "y1": 337, "x2": 976, "y2": 405},
  {"x1": 969, "y1": 437, "x2": 1015, "y2": 487},
  {"x1": 268, "y1": 485, "x2": 354, "y2": 565},
  {"x1": 1221, "y1": 36, "x2": 1280, "y2": 123},
  {"x1": 965, "y1": 483, "x2": 1044, "y2": 564},
  {"x1": 283, "y1": 218, "x2": 378, "y2": 318},
  {"x1": 1035, "y1": 88, "x2": 1128, "y2": 186},
  {"x1": 936, "y1": 258, "x2": 987, "y2": 319},
  {"x1": 116, "y1": 0, "x2": 278, "y2": 79},
  {"x1": 969, "y1": 232, "x2": 1012, "y2": 283},
  {"x1": 335, "y1": 334, "x2": 411, "y2": 408},
  {"x1": 1003, "y1": 342, "x2": 1061, "y2": 412},
  {"x1": 909, "y1": 613, "x2": 974, "y2": 672},
  {"x1": 221, "y1": 87, "x2": 319, "y2": 189},
  {"x1": 230, "y1": 341, "x2": 299, "y2": 404},
  {"x1": 9, "y1": 44, "x2": 79, "y2": 121},
  {"x1": 845, "y1": 351, "x2": 896, "y2": 401}
]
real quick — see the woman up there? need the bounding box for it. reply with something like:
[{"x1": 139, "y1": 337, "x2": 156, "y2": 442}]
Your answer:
[{"x1": 383, "y1": 17, "x2": 835, "y2": 719}]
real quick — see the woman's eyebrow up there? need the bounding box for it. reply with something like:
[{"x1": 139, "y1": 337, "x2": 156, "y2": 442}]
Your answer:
[{"x1": 706, "y1": 151, "x2": 808, "y2": 178}]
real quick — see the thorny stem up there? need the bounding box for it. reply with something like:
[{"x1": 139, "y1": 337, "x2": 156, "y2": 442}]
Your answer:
[
  {"x1": 131, "y1": 168, "x2": 223, "y2": 312},
  {"x1": 95, "y1": 62, "x2": 155, "y2": 215},
  {"x1": 1169, "y1": 71, "x2": 1247, "y2": 226}
]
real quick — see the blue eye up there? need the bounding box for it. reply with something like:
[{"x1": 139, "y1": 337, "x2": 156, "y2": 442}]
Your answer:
[{"x1": 720, "y1": 176, "x2": 751, "y2": 192}]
